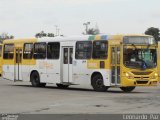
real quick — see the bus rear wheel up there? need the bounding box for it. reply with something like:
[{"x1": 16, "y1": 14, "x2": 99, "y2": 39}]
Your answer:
[
  {"x1": 120, "y1": 86, "x2": 135, "y2": 92},
  {"x1": 56, "y1": 84, "x2": 69, "y2": 89},
  {"x1": 91, "y1": 74, "x2": 108, "y2": 92},
  {"x1": 40, "y1": 83, "x2": 46, "y2": 87},
  {"x1": 31, "y1": 72, "x2": 46, "y2": 87}
]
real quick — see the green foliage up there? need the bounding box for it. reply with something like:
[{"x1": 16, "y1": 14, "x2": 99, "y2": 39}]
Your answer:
[
  {"x1": 83, "y1": 22, "x2": 100, "y2": 35},
  {"x1": 0, "y1": 33, "x2": 14, "y2": 43},
  {"x1": 145, "y1": 27, "x2": 160, "y2": 42},
  {"x1": 87, "y1": 28, "x2": 100, "y2": 35},
  {"x1": 35, "y1": 31, "x2": 54, "y2": 38}
]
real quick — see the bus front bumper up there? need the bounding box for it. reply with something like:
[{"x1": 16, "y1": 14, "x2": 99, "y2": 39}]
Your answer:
[{"x1": 121, "y1": 77, "x2": 158, "y2": 87}]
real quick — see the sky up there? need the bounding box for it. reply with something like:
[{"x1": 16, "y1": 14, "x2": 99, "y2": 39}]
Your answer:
[{"x1": 0, "y1": 0, "x2": 160, "y2": 38}]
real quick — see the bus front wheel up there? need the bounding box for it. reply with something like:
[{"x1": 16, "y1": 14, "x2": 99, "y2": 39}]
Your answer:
[
  {"x1": 120, "y1": 86, "x2": 135, "y2": 92},
  {"x1": 31, "y1": 72, "x2": 46, "y2": 87},
  {"x1": 91, "y1": 74, "x2": 108, "y2": 92}
]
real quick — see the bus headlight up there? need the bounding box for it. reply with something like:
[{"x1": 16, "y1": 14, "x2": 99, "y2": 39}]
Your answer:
[
  {"x1": 154, "y1": 73, "x2": 158, "y2": 77},
  {"x1": 151, "y1": 73, "x2": 158, "y2": 79},
  {"x1": 125, "y1": 72, "x2": 134, "y2": 79},
  {"x1": 125, "y1": 73, "x2": 129, "y2": 77}
]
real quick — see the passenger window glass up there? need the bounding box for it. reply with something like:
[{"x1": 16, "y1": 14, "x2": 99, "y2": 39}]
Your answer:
[
  {"x1": 70, "y1": 48, "x2": 73, "y2": 64},
  {"x1": 34, "y1": 43, "x2": 46, "y2": 59},
  {"x1": 3, "y1": 44, "x2": 14, "y2": 59},
  {"x1": 75, "y1": 41, "x2": 92, "y2": 59},
  {"x1": 47, "y1": 42, "x2": 60, "y2": 59},
  {"x1": 117, "y1": 47, "x2": 120, "y2": 64},
  {"x1": 93, "y1": 41, "x2": 108, "y2": 59},
  {"x1": 23, "y1": 43, "x2": 33, "y2": 59},
  {"x1": 111, "y1": 47, "x2": 115, "y2": 64},
  {"x1": 63, "y1": 48, "x2": 68, "y2": 64}
]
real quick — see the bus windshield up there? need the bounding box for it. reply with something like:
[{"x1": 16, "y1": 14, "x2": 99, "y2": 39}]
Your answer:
[{"x1": 123, "y1": 45, "x2": 157, "y2": 69}]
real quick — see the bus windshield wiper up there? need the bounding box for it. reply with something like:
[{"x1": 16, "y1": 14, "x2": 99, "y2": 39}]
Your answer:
[{"x1": 131, "y1": 44, "x2": 137, "y2": 50}]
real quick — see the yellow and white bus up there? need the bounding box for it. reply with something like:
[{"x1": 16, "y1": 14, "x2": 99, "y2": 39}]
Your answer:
[
  {"x1": 2, "y1": 35, "x2": 158, "y2": 92},
  {"x1": 157, "y1": 42, "x2": 160, "y2": 82},
  {"x1": 0, "y1": 44, "x2": 2, "y2": 77}
]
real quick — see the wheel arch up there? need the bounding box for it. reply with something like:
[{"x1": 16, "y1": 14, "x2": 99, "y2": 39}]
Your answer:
[
  {"x1": 30, "y1": 70, "x2": 39, "y2": 82},
  {"x1": 91, "y1": 72, "x2": 103, "y2": 85}
]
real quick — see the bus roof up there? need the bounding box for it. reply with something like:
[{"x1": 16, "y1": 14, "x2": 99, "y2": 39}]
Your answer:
[{"x1": 3, "y1": 34, "x2": 152, "y2": 44}]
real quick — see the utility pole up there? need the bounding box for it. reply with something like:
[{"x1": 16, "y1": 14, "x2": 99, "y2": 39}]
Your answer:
[
  {"x1": 55, "y1": 25, "x2": 58, "y2": 36},
  {"x1": 83, "y1": 22, "x2": 90, "y2": 35},
  {"x1": 57, "y1": 28, "x2": 60, "y2": 36}
]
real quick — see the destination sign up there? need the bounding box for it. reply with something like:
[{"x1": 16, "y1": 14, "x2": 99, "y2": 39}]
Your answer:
[{"x1": 123, "y1": 36, "x2": 155, "y2": 44}]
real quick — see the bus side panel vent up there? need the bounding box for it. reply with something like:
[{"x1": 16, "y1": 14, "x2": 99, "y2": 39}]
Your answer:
[{"x1": 100, "y1": 61, "x2": 105, "y2": 69}]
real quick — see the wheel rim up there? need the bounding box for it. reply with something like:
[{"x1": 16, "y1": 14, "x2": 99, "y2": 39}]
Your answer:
[
  {"x1": 96, "y1": 79, "x2": 103, "y2": 88},
  {"x1": 33, "y1": 75, "x2": 38, "y2": 83}
]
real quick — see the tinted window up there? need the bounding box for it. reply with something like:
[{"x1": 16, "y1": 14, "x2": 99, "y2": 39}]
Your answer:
[
  {"x1": 34, "y1": 43, "x2": 46, "y2": 59},
  {"x1": 23, "y1": 43, "x2": 33, "y2": 59},
  {"x1": 75, "y1": 41, "x2": 92, "y2": 59},
  {"x1": 47, "y1": 42, "x2": 60, "y2": 59},
  {"x1": 93, "y1": 41, "x2": 108, "y2": 59},
  {"x1": 3, "y1": 44, "x2": 14, "y2": 59},
  {"x1": 63, "y1": 48, "x2": 68, "y2": 64}
]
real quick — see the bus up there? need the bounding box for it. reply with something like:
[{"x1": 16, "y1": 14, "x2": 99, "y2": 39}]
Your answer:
[
  {"x1": 2, "y1": 35, "x2": 158, "y2": 92},
  {"x1": 0, "y1": 44, "x2": 2, "y2": 77},
  {"x1": 157, "y1": 42, "x2": 160, "y2": 82}
]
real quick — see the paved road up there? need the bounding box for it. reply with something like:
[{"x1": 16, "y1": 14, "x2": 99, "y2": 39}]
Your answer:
[{"x1": 0, "y1": 78, "x2": 160, "y2": 114}]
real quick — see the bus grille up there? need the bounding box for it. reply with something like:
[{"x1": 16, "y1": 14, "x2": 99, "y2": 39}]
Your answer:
[
  {"x1": 131, "y1": 71, "x2": 152, "y2": 75},
  {"x1": 136, "y1": 81, "x2": 148, "y2": 84},
  {"x1": 134, "y1": 77, "x2": 149, "y2": 79}
]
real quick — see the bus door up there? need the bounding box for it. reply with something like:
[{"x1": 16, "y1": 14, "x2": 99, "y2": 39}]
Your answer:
[
  {"x1": 62, "y1": 47, "x2": 73, "y2": 83},
  {"x1": 111, "y1": 45, "x2": 121, "y2": 85},
  {"x1": 15, "y1": 48, "x2": 22, "y2": 81}
]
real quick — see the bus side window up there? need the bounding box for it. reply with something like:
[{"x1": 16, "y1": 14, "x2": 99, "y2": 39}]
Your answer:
[
  {"x1": 75, "y1": 41, "x2": 92, "y2": 59},
  {"x1": 92, "y1": 41, "x2": 108, "y2": 59},
  {"x1": 3, "y1": 44, "x2": 14, "y2": 59},
  {"x1": 47, "y1": 42, "x2": 60, "y2": 59},
  {"x1": 34, "y1": 42, "x2": 46, "y2": 59},
  {"x1": 23, "y1": 43, "x2": 33, "y2": 59}
]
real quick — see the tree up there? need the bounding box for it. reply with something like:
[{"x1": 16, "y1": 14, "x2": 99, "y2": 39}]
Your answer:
[
  {"x1": 0, "y1": 33, "x2": 14, "y2": 43},
  {"x1": 82, "y1": 27, "x2": 100, "y2": 35},
  {"x1": 47, "y1": 33, "x2": 55, "y2": 37},
  {"x1": 35, "y1": 31, "x2": 54, "y2": 38},
  {"x1": 145, "y1": 27, "x2": 160, "y2": 42},
  {"x1": 83, "y1": 22, "x2": 100, "y2": 35},
  {"x1": 87, "y1": 28, "x2": 100, "y2": 35}
]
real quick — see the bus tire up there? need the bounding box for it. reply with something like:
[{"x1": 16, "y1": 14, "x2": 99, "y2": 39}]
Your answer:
[
  {"x1": 56, "y1": 84, "x2": 69, "y2": 89},
  {"x1": 120, "y1": 86, "x2": 135, "y2": 92},
  {"x1": 30, "y1": 72, "x2": 41, "y2": 87},
  {"x1": 40, "y1": 83, "x2": 46, "y2": 87},
  {"x1": 91, "y1": 74, "x2": 107, "y2": 92}
]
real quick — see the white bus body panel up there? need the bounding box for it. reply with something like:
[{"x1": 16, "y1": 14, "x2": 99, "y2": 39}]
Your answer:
[
  {"x1": 72, "y1": 60, "x2": 90, "y2": 85},
  {"x1": 22, "y1": 65, "x2": 33, "y2": 81},
  {"x1": 15, "y1": 63, "x2": 23, "y2": 81},
  {"x1": 46, "y1": 59, "x2": 61, "y2": 83},
  {"x1": 3, "y1": 65, "x2": 14, "y2": 81}
]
